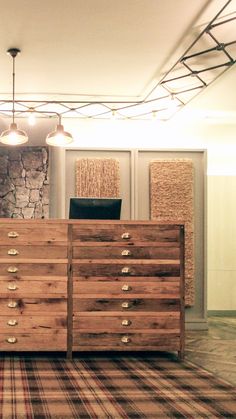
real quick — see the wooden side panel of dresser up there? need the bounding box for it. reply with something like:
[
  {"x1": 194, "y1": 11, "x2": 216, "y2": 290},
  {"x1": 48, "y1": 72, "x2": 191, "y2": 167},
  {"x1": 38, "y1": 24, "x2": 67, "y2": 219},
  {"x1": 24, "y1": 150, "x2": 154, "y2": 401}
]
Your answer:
[
  {"x1": 71, "y1": 222, "x2": 185, "y2": 358},
  {"x1": 0, "y1": 222, "x2": 68, "y2": 351}
]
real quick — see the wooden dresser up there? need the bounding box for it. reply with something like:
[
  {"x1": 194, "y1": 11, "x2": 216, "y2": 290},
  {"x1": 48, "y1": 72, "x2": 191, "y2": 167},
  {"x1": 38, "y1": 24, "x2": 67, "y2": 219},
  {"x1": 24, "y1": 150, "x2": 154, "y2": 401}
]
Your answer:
[
  {"x1": 71, "y1": 221, "x2": 185, "y2": 359},
  {"x1": 0, "y1": 220, "x2": 184, "y2": 359},
  {"x1": 0, "y1": 220, "x2": 68, "y2": 351}
]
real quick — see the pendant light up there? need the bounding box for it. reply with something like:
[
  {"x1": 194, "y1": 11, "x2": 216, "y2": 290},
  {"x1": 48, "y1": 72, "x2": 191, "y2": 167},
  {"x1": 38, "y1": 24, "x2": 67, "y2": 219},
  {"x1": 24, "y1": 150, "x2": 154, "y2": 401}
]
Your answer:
[
  {"x1": 0, "y1": 48, "x2": 28, "y2": 145},
  {"x1": 46, "y1": 117, "x2": 73, "y2": 146}
]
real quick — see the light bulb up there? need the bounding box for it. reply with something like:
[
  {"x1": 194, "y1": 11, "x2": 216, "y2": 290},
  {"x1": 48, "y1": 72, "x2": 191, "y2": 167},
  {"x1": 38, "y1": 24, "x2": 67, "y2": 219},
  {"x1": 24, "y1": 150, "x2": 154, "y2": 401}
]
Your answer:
[
  {"x1": 111, "y1": 110, "x2": 117, "y2": 119},
  {"x1": 28, "y1": 111, "x2": 36, "y2": 126}
]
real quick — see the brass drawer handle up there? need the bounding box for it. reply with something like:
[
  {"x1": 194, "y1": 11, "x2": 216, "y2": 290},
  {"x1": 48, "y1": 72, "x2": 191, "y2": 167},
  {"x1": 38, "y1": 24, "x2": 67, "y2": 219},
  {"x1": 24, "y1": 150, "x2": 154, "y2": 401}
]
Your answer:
[
  {"x1": 7, "y1": 283, "x2": 18, "y2": 291},
  {"x1": 121, "y1": 267, "x2": 130, "y2": 274},
  {"x1": 8, "y1": 248, "x2": 19, "y2": 256},
  {"x1": 122, "y1": 284, "x2": 132, "y2": 291},
  {"x1": 121, "y1": 232, "x2": 131, "y2": 240},
  {"x1": 121, "y1": 301, "x2": 131, "y2": 309},
  {"x1": 121, "y1": 336, "x2": 130, "y2": 344},
  {"x1": 7, "y1": 301, "x2": 18, "y2": 308},
  {"x1": 8, "y1": 231, "x2": 19, "y2": 238},
  {"x1": 121, "y1": 250, "x2": 131, "y2": 256},
  {"x1": 6, "y1": 337, "x2": 17, "y2": 344},
  {"x1": 121, "y1": 319, "x2": 132, "y2": 327},
  {"x1": 7, "y1": 319, "x2": 18, "y2": 326},
  {"x1": 7, "y1": 266, "x2": 18, "y2": 273}
]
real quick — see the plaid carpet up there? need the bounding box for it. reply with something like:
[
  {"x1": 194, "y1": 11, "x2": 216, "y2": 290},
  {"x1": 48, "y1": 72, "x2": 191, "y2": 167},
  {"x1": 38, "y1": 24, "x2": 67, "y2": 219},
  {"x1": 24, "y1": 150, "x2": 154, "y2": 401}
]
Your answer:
[{"x1": 0, "y1": 354, "x2": 236, "y2": 418}]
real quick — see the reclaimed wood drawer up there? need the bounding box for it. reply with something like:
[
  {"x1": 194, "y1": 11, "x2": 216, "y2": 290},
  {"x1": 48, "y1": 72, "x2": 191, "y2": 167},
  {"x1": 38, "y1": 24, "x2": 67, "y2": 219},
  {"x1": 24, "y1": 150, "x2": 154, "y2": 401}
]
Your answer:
[
  {"x1": 0, "y1": 315, "x2": 67, "y2": 331},
  {"x1": 72, "y1": 244, "x2": 180, "y2": 259},
  {"x1": 0, "y1": 332, "x2": 67, "y2": 351},
  {"x1": 72, "y1": 260, "x2": 180, "y2": 277},
  {"x1": 73, "y1": 332, "x2": 180, "y2": 351},
  {"x1": 0, "y1": 298, "x2": 67, "y2": 314},
  {"x1": 72, "y1": 223, "x2": 181, "y2": 243},
  {"x1": 0, "y1": 224, "x2": 68, "y2": 244},
  {"x1": 73, "y1": 313, "x2": 180, "y2": 332},
  {"x1": 0, "y1": 279, "x2": 67, "y2": 297},
  {"x1": 73, "y1": 298, "x2": 180, "y2": 312},
  {"x1": 73, "y1": 279, "x2": 180, "y2": 297},
  {"x1": 0, "y1": 262, "x2": 68, "y2": 276},
  {"x1": 0, "y1": 245, "x2": 68, "y2": 259}
]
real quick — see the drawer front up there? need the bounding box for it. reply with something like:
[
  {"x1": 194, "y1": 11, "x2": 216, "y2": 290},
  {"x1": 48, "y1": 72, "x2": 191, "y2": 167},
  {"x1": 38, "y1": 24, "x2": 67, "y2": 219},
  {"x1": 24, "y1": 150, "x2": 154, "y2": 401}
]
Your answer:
[
  {"x1": 73, "y1": 261, "x2": 180, "y2": 277},
  {"x1": 73, "y1": 279, "x2": 180, "y2": 297},
  {"x1": 73, "y1": 245, "x2": 180, "y2": 260},
  {"x1": 0, "y1": 224, "x2": 68, "y2": 244},
  {"x1": 0, "y1": 245, "x2": 68, "y2": 259},
  {"x1": 73, "y1": 332, "x2": 180, "y2": 351},
  {"x1": 0, "y1": 332, "x2": 67, "y2": 351},
  {"x1": 0, "y1": 315, "x2": 67, "y2": 331},
  {"x1": 73, "y1": 298, "x2": 180, "y2": 312},
  {"x1": 0, "y1": 298, "x2": 67, "y2": 314},
  {"x1": 72, "y1": 224, "x2": 180, "y2": 243},
  {"x1": 0, "y1": 279, "x2": 67, "y2": 297},
  {"x1": 0, "y1": 263, "x2": 68, "y2": 276},
  {"x1": 73, "y1": 313, "x2": 180, "y2": 332}
]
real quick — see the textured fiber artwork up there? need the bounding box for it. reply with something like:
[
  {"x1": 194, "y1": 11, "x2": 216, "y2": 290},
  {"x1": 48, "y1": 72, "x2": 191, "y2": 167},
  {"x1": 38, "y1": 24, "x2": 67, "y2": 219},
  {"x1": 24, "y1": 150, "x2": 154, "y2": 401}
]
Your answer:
[
  {"x1": 150, "y1": 159, "x2": 194, "y2": 306},
  {"x1": 76, "y1": 158, "x2": 120, "y2": 198}
]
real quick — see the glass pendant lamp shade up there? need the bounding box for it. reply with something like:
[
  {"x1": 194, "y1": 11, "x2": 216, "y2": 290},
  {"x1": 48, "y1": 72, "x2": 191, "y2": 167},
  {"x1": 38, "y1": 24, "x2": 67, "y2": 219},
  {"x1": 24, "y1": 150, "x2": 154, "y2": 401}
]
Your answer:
[
  {"x1": 0, "y1": 122, "x2": 28, "y2": 145},
  {"x1": 46, "y1": 124, "x2": 73, "y2": 146}
]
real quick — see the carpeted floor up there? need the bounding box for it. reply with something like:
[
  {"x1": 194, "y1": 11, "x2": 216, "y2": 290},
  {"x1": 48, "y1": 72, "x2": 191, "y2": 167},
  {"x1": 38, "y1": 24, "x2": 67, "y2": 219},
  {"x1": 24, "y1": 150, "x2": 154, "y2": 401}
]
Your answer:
[{"x1": 0, "y1": 353, "x2": 236, "y2": 418}]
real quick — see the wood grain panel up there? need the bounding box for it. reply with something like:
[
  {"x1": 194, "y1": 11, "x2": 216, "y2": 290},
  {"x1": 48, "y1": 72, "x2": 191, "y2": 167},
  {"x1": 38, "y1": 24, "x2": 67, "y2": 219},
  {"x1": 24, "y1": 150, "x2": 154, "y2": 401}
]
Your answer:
[
  {"x1": 73, "y1": 298, "x2": 180, "y2": 312},
  {"x1": 0, "y1": 245, "x2": 68, "y2": 259},
  {"x1": 72, "y1": 261, "x2": 180, "y2": 277},
  {"x1": 72, "y1": 224, "x2": 180, "y2": 242},
  {"x1": 73, "y1": 280, "x2": 180, "y2": 296},
  {"x1": 0, "y1": 298, "x2": 67, "y2": 314},
  {"x1": 0, "y1": 332, "x2": 67, "y2": 351},
  {"x1": 73, "y1": 333, "x2": 180, "y2": 350},
  {"x1": 0, "y1": 279, "x2": 67, "y2": 296},
  {"x1": 0, "y1": 315, "x2": 67, "y2": 331},
  {"x1": 73, "y1": 245, "x2": 180, "y2": 259},
  {"x1": 0, "y1": 224, "x2": 68, "y2": 244},
  {"x1": 73, "y1": 313, "x2": 180, "y2": 331},
  {"x1": 0, "y1": 263, "x2": 68, "y2": 276}
]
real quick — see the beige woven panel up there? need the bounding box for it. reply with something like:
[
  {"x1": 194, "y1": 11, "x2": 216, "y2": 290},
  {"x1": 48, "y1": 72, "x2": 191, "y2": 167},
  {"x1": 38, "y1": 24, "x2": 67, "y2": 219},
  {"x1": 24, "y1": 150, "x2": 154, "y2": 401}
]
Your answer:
[
  {"x1": 76, "y1": 158, "x2": 120, "y2": 198},
  {"x1": 150, "y1": 159, "x2": 194, "y2": 306}
]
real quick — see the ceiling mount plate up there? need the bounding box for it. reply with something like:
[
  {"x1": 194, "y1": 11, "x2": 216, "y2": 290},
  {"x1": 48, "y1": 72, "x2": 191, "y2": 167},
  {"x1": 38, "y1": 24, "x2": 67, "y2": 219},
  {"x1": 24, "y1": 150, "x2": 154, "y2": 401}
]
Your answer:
[{"x1": 7, "y1": 48, "x2": 21, "y2": 58}]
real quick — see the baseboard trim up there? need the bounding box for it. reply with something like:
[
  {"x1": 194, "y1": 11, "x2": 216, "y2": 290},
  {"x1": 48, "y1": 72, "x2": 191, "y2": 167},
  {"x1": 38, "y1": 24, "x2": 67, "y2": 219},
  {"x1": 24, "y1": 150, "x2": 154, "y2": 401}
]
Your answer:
[
  {"x1": 185, "y1": 319, "x2": 208, "y2": 330},
  {"x1": 207, "y1": 310, "x2": 236, "y2": 317}
]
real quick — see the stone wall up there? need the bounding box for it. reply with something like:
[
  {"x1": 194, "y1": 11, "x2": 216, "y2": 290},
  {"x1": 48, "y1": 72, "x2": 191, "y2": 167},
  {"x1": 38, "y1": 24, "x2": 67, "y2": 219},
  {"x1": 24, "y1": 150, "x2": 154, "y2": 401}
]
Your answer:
[{"x1": 0, "y1": 147, "x2": 49, "y2": 219}]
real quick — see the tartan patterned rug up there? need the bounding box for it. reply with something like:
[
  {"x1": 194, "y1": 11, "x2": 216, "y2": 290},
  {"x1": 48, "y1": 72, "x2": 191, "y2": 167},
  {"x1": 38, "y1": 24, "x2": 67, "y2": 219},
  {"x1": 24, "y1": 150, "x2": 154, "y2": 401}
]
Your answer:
[{"x1": 0, "y1": 354, "x2": 235, "y2": 418}]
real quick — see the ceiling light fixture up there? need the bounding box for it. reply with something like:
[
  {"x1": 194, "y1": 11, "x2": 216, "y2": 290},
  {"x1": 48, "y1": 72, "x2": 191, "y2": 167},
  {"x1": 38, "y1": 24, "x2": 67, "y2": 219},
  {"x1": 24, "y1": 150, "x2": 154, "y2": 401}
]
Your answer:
[
  {"x1": 28, "y1": 108, "x2": 36, "y2": 126},
  {"x1": 46, "y1": 117, "x2": 73, "y2": 146},
  {"x1": 0, "y1": 48, "x2": 28, "y2": 145},
  {"x1": 0, "y1": 48, "x2": 74, "y2": 147}
]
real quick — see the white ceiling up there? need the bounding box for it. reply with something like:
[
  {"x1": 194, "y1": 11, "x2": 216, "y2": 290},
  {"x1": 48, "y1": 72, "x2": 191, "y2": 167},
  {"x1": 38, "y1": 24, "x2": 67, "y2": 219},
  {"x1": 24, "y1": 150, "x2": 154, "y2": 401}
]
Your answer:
[{"x1": 0, "y1": 0, "x2": 235, "y2": 132}]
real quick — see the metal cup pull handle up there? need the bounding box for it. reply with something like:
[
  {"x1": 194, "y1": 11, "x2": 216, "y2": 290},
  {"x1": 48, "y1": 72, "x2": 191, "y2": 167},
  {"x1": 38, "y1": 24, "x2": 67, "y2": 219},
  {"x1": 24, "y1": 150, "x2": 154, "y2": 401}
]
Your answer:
[
  {"x1": 8, "y1": 249, "x2": 19, "y2": 256},
  {"x1": 121, "y1": 232, "x2": 131, "y2": 240},
  {"x1": 7, "y1": 301, "x2": 18, "y2": 308},
  {"x1": 121, "y1": 301, "x2": 131, "y2": 309},
  {"x1": 121, "y1": 250, "x2": 131, "y2": 257},
  {"x1": 7, "y1": 266, "x2": 18, "y2": 273},
  {"x1": 8, "y1": 231, "x2": 19, "y2": 238},
  {"x1": 122, "y1": 284, "x2": 132, "y2": 292},
  {"x1": 6, "y1": 337, "x2": 17, "y2": 344},
  {"x1": 121, "y1": 336, "x2": 130, "y2": 344},
  {"x1": 7, "y1": 283, "x2": 18, "y2": 291},
  {"x1": 121, "y1": 319, "x2": 132, "y2": 327},
  {"x1": 7, "y1": 319, "x2": 18, "y2": 326}
]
